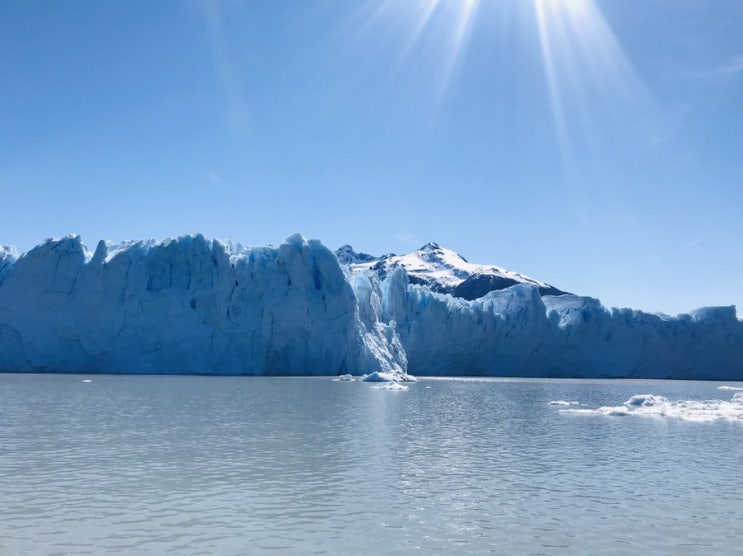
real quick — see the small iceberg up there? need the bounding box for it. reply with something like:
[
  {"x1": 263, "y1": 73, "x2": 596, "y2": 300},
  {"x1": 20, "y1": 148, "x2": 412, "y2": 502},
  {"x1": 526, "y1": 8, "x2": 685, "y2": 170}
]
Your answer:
[
  {"x1": 332, "y1": 374, "x2": 355, "y2": 382},
  {"x1": 548, "y1": 400, "x2": 579, "y2": 406},
  {"x1": 82, "y1": 379, "x2": 93, "y2": 383},
  {"x1": 361, "y1": 371, "x2": 417, "y2": 383}
]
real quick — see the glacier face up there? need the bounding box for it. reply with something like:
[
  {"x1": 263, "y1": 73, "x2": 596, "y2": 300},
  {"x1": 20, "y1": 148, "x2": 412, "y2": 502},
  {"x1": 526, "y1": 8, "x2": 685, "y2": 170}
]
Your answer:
[
  {"x1": 0, "y1": 234, "x2": 405, "y2": 377},
  {"x1": 0, "y1": 234, "x2": 741, "y2": 380},
  {"x1": 380, "y1": 269, "x2": 742, "y2": 379}
]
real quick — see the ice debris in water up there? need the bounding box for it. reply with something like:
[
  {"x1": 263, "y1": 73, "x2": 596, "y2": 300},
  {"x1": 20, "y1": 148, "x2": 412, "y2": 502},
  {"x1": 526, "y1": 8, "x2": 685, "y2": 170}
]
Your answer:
[
  {"x1": 561, "y1": 392, "x2": 743, "y2": 423},
  {"x1": 370, "y1": 382, "x2": 409, "y2": 391},
  {"x1": 548, "y1": 400, "x2": 580, "y2": 406},
  {"x1": 333, "y1": 374, "x2": 355, "y2": 382},
  {"x1": 718, "y1": 386, "x2": 743, "y2": 391}
]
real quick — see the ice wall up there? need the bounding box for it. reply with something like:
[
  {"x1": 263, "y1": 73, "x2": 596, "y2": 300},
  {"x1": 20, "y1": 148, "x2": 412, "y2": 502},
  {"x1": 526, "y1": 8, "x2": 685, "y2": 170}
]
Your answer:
[
  {"x1": 375, "y1": 268, "x2": 743, "y2": 380},
  {"x1": 0, "y1": 234, "x2": 405, "y2": 376},
  {"x1": 1, "y1": 234, "x2": 741, "y2": 380}
]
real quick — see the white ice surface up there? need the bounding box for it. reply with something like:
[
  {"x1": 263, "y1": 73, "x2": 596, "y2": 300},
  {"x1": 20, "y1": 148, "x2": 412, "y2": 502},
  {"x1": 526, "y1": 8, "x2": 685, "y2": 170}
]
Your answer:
[
  {"x1": 561, "y1": 393, "x2": 743, "y2": 423},
  {"x1": 370, "y1": 382, "x2": 409, "y2": 391},
  {"x1": 0, "y1": 245, "x2": 18, "y2": 285}
]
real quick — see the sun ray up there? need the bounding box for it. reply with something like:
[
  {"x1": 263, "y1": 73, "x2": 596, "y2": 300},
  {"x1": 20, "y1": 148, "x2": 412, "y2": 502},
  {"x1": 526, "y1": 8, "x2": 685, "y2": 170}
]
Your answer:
[
  {"x1": 395, "y1": 0, "x2": 440, "y2": 69},
  {"x1": 533, "y1": 0, "x2": 655, "y2": 234},
  {"x1": 535, "y1": 0, "x2": 571, "y2": 163},
  {"x1": 534, "y1": 0, "x2": 648, "y2": 160},
  {"x1": 336, "y1": 0, "x2": 484, "y2": 126},
  {"x1": 435, "y1": 0, "x2": 481, "y2": 105}
]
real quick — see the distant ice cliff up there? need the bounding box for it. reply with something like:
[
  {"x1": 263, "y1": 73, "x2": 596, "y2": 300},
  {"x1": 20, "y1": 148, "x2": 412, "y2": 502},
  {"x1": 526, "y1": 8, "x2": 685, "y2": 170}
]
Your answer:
[{"x1": 0, "y1": 234, "x2": 741, "y2": 380}]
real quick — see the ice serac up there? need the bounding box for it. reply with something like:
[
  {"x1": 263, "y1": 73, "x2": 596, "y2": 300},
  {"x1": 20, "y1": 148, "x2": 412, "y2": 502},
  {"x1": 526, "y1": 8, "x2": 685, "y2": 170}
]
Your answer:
[{"x1": 0, "y1": 234, "x2": 406, "y2": 377}]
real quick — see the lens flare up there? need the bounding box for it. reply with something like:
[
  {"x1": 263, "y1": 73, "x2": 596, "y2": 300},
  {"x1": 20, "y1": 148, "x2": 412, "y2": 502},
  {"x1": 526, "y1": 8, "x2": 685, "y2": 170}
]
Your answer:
[
  {"x1": 341, "y1": 0, "x2": 647, "y2": 153},
  {"x1": 438, "y1": 0, "x2": 481, "y2": 102},
  {"x1": 342, "y1": 0, "x2": 482, "y2": 112},
  {"x1": 534, "y1": 0, "x2": 646, "y2": 162}
]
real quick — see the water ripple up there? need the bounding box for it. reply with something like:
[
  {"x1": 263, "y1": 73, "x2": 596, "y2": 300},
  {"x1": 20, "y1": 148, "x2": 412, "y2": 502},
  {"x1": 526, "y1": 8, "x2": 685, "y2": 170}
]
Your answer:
[{"x1": 1, "y1": 375, "x2": 742, "y2": 554}]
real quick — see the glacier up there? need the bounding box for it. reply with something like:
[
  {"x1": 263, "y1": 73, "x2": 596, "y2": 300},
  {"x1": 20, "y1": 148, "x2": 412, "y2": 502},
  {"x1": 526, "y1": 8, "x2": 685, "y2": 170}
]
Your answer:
[
  {"x1": 0, "y1": 234, "x2": 741, "y2": 380},
  {"x1": 0, "y1": 234, "x2": 407, "y2": 378}
]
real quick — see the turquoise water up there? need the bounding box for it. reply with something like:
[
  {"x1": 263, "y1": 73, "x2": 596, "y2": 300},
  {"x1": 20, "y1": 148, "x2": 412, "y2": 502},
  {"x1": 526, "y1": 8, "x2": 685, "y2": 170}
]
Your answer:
[{"x1": 1, "y1": 375, "x2": 742, "y2": 554}]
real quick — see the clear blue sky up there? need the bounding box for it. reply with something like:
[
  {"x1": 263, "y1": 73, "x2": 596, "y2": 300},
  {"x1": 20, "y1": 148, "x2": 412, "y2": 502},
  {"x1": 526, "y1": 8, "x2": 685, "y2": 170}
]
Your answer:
[{"x1": 1, "y1": 0, "x2": 741, "y2": 315}]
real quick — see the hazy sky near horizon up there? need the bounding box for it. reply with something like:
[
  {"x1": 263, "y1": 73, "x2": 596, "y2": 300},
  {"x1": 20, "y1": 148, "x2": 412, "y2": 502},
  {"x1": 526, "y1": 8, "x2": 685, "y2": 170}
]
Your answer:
[{"x1": 1, "y1": 0, "x2": 741, "y2": 315}]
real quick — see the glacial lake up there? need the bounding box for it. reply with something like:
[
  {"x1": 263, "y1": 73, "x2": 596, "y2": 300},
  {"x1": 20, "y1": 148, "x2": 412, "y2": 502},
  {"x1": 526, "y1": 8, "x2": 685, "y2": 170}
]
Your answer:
[{"x1": 1, "y1": 374, "x2": 742, "y2": 555}]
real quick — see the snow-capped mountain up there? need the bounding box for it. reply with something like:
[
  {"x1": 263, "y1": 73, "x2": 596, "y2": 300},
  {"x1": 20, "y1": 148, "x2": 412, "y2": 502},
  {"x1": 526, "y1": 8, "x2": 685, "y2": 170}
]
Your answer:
[{"x1": 336, "y1": 242, "x2": 567, "y2": 299}]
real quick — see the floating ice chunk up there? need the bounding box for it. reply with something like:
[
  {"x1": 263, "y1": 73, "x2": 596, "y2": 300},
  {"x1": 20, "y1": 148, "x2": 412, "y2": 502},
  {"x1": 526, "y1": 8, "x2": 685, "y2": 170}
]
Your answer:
[
  {"x1": 370, "y1": 382, "x2": 409, "y2": 391},
  {"x1": 625, "y1": 394, "x2": 666, "y2": 407},
  {"x1": 333, "y1": 374, "x2": 355, "y2": 382},
  {"x1": 548, "y1": 400, "x2": 580, "y2": 406},
  {"x1": 361, "y1": 371, "x2": 416, "y2": 383},
  {"x1": 82, "y1": 379, "x2": 92, "y2": 383},
  {"x1": 601, "y1": 406, "x2": 633, "y2": 417},
  {"x1": 561, "y1": 392, "x2": 743, "y2": 423},
  {"x1": 718, "y1": 386, "x2": 743, "y2": 391},
  {"x1": 362, "y1": 371, "x2": 391, "y2": 382}
]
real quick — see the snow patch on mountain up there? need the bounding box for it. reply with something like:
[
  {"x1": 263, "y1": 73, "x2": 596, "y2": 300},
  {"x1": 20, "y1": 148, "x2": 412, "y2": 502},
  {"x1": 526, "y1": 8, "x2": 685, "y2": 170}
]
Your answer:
[
  {"x1": 337, "y1": 242, "x2": 566, "y2": 299},
  {"x1": 0, "y1": 245, "x2": 17, "y2": 286}
]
